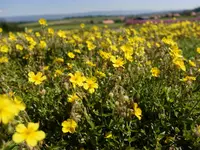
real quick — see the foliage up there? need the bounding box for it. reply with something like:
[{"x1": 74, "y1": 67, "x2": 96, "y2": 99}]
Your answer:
[{"x1": 0, "y1": 20, "x2": 200, "y2": 150}]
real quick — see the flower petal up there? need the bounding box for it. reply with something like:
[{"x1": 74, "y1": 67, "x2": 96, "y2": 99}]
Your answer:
[
  {"x1": 34, "y1": 131, "x2": 46, "y2": 141},
  {"x1": 16, "y1": 124, "x2": 27, "y2": 133},
  {"x1": 26, "y1": 137, "x2": 37, "y2": 147},
  {"x1": 28, "y1": 122, "x2": 39, "y2": 131},
  {"x1": 28, "y1": 72, "x2": 35, "y2": 77},
  {"x1": 62, "y1": 127, "x2": 70, "y2": 133},
  {"x1": 12, "y1": 133, "x2": 25, "y2": 143}
]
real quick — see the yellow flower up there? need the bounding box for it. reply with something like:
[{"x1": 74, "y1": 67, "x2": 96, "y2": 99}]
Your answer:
[
  {"x1": 83, "y1": 77, "x2": 98, "y2": 94},
  {"x1": 54, "y1": 69, "x2": 63, "y2": 77},
  {"x1": 181, "y1": 76, "x2": 196, "y2": 82},
  {"x1": 43, "y1": 66, "x2": 49, "y2": 71},
  {"x1": 35, "y1": 32, "x2": 41, "y2": 37},
  {"x1": 74, "y1": 49, "x2": 81, "y2": 54},
  {"x1": 151, "y1": 67, "x2": 160, "y2": 77},
  {"x1": 0, "y1": 45, "x2": 9, "y2": 53},
  {"x1": 48, "y1": 28, "x2": 54, "y2": 35},
  {"x1": 173, "y1": 58, "x2": 186, "y2": 71},
  {"x1": 68, "y1": 93, "x2": 80, "y2": 103},
  {"x1": 68, "y1": 71, "x2": 86, "y2": 88},
  {"x1": 196, "y1": 48, "x2": 200, "y2": 54},
  {"x1": 95, "y1": 70, "x2": 106, "y2": 78},
  {"x1": 57, "y1": 30, "x2": 66, "y2": 38},
  {"x1": 86, "y1": 41, "x2": 96, "y2": 51},
  {"x1": 188, "y1": 60, "x2": 196, "y2": 67},
  {"x1": 133, "y1": 103, "x2": 142, "y2": 120},
  {"x1": 62, "y1": 119, "x2": 77, "y2": 133},
  {"x1": 86, "y1": 60, "x2": 96, "y2": 67},
  {"x1": 80, "y1": 23, "x2": 85, "y2": 29},
  {"x1": 28, "y1": 72, "x2": 47, "y2": 85},
  {"x1": 13, "y1": 96, "x2": 26, "y2": 112},
  {"x1": 120, "y1": 44, "x2": 133, "y2": 54},
  {"x1": 146, "y1": 60, "x2": 152, "y2": 65},
  {"x1": 38, "y1": 18, "x2": 47, "y2": 26},
  {"x1": 0, "y1": 56, "x2": 8, "y2": 63},
  {"x1": 39, "y1": 41, "x2": 47, "y2": 49},
  {"x1": 16, "y1": 44, "x2": 23, "y2": 51},
  {"x1": 68, "y1": 52, "x2": 75, "y2": 58},
  {"x1": 67, "y1": 63, "x2": 73, "y2": 69},
  {"x1": 0, "y1": 28, "x2": 3, "y2": 33},
  {"x1": 54, "y1": 57, "x2": 64, "y2": 63},
  {"x1": 9, "y1": 32, "x2": 16, "y2": 41},
  {"x1": 27, "y1": 29, "x2": 33, "y2": 33},
  {"x1": 99, "y1": 50, "x2": 112, "y2": 60},
  {"x1": 0, "y1": 95, "x2": 20, "y2": 124},
  {"x1": 105, "y1": 132, "x2": 112, "y2": 138},
  {"x1": 12, "y1": 122, "x2": 45, "y2": 147},
  {"x1": 110, "y1": 56, "x2": 125, "y2": 68}
]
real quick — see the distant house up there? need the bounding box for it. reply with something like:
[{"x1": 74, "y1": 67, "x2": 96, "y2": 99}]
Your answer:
[
  {"x1": 166, "y1": 13, "x2": 173, "y2": 17},
  {"x1": 119, "y1": 16, "x2": 125, "y2": 21},
  {"x1": 191, "y1": 12, "x2": 196, "y2": 16},
  {"x1": 103, "y1": 20, "x2": 115, "y2": 24},
  {"x1": 173, "y1": 13, "x2": 181, "y2": 17},
  {"x1": 150, "y1": 15, "x2": 160, "y2": 20}
]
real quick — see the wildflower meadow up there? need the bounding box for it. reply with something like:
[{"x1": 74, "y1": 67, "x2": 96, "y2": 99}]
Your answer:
[{"x1": 0, "y1": 19, "x2": 200, "y2": 149}]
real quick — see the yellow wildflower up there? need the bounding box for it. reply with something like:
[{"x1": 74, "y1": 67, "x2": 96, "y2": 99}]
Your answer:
[
  {"x1": 35, "y1": 32, "x2": 41, "y2": 37},
  {"x1": 86, "y1": 41, "x2": 96, "y2": 51},
  {"x1": 99, "y1": 50, "x2": 112, "y2": 60},
  {"x1": 80, "y1": 23, "x2": 85, "y2": 29},
  {"x1": 0, "y1": 28, "x2": 2, "y2": 33},
  {"x1": 105, "y1": 132, "x2": 112, "y2": 138},
  {"x1": 12, "y1": 122, "x2": 45, "y2": 147},
  {"x1": 111, "y1": 56, "x2": 125, "y2": 68},
  {"x1": 68, "y1": 71, "x2": 86, "y2": 88},
  {"x1": 0, "y1": 56, "x2": 8, "y2": 63},
  {"x1": 13, "y1": 96, "x2": 26, "y2": 112},
  {"x1": 28, "y1": 72, "x2": 47, "y2": 85},
  {"x1": 67, "y1": 63, "x2": 73, "y2": 69},
  {"x1": 62, "y1": 119, "x2": 77, "y2": 133},
  {"x1": 74, "y1": 49, "x2": 81, "y2": 54},
  {"x1": 38, "y1": 18, "x2": 47, "y2": 26},
  {"x1": 95, "y1": 70, "x2": 106, "y2": 78},
  {"x1": 181, "y1": 76, "x2": 196, "y2": 82},
  {"x1": 133, "y1": 103, "x2": 142, "y2": 120},
  {"x1": 39, "y1": 41, "x2": 47, "y2": 49},
  {"x1": 68, "y1": 93, "x2": 80, "y2": 103},
  {"x1": 54, "y1": 69, "x2": 63, "y2": 77},
  {"x1": 54, "y1": 58, "x2": 64, "y2": 63},
  {"x1": 172, "y1": 58, "x2": 186, "y2": 71},
  {"x1": 86, "y1": 60, "x2": 96, "y2": 67},
  {"x1": 68, "y1": 52, "x2": 75, "y2": 58},
  {"x1": 0, "y1": 45, "x2": 9, "y2": 53},
  {"x1": 48, "y1": 28, "x2": 54, "y2": 35},
  {"x1": 151, "y1": 67, "x2": 160, "y2": 77},
  {"x1": 43, "y1": 66, "x2": 49, "y2": 71},
  {"x1": 0, "y1": 95, "x2": 20, "y2": 124},
  {"x1": 57, "y1": 30, "x2": 66, "y2": 38},
  {"x1": 83, "y1": 77, "x2": 98, "y2": 94},
  {"x1": 196, "y1": 48, "x2": 200, "y2": 54},
  {"x1": 16, "y1": 44, "x2": 23, "y2": 51},
  {"x1": 189, "y1": 60, "x2": 196, "y2": 67}
]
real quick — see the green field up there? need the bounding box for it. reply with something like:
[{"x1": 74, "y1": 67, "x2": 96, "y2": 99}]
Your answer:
[{"x1": 18, "y1": 16, "x2": 124, "y2": 31}]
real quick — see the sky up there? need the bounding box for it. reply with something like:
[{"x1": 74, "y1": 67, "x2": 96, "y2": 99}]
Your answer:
[{"x1": 0, "y1": 0, "x2": 200, "y2": 17}]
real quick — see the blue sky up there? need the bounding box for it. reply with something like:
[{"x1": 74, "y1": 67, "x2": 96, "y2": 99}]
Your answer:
[{"x1": 0, "y1": 0, "x2": 200, "y2": 17}]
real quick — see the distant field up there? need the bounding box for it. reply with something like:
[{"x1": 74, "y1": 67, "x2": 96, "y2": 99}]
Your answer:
[{"x1": 18, "y1": 16, "x2": 123, "y2": 30}]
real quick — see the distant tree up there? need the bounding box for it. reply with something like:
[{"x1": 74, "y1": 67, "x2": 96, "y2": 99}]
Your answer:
[
  {"x1": 90, "y1": 20, "x2": 94, "y2": 24},
  {"x1": 193, "y1": 7, "x2": 200, "y2": 12},
  {"x1": 0, "y1": 22, "x2": 24, "y2": 32}
]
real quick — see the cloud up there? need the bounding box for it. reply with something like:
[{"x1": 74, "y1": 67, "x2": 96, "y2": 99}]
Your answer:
[{"x1": 0, "y1": 9, "x2": 3, "y2": 13}]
